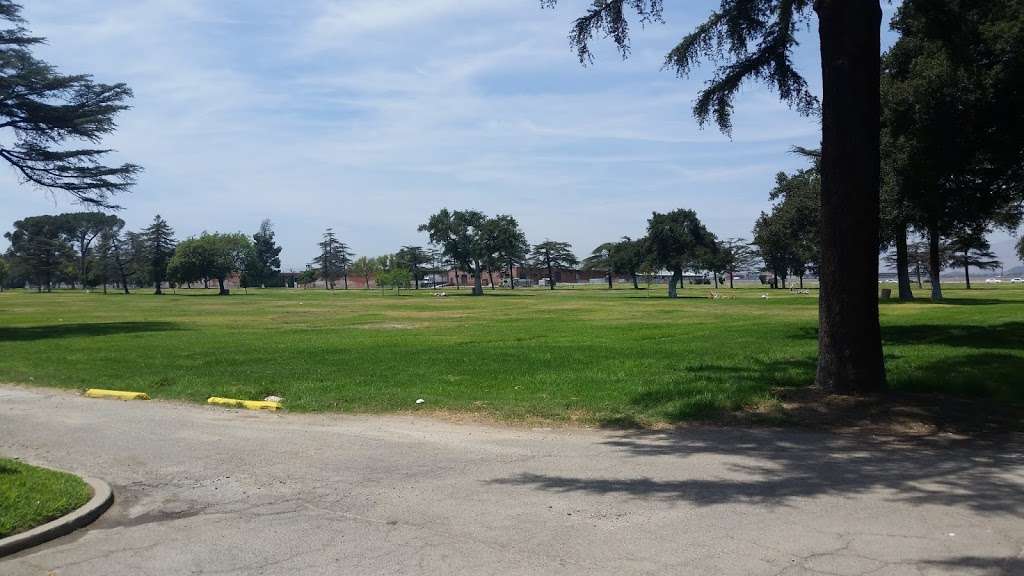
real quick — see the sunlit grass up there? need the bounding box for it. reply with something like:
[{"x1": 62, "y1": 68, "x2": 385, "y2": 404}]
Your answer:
[{"x1": 0, "y1": 283, "x2": 1021, "y2": 426}]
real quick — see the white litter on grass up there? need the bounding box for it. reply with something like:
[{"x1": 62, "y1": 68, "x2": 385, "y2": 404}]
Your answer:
[
  {"x1": 264, "y1": 395, "x2": 283, "y2": 403},
  {"x1": 760, "y1": 294, "x2": 769, "y2": 299},
  {"x1": 415, "y1": 398, "x2": 425, "y2": 405}
]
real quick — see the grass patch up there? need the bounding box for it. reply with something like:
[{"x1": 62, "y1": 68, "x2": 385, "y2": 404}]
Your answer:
[
  {"x1": 0, "y1": 458, "x2": 92, "y2": 538},
  {"x1": 0, "y1": 284, "x2": 1022, "y2": 427}
]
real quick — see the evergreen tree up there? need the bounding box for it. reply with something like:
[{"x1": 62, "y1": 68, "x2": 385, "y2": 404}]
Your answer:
[
  {"x1": 530, "y1": 240, "x2": 579, "y2": 291},
  {"x1": 313, "y1": 228, "x2": 352, "y2": 290},
  {"x1": 543, "y1": 0, "x2": 885, "y2": 392},
  {"x1": 945, "y1": 230, "x2": 1000, "y2": 289},
  {"x1": 248, "y1": 219, "x2": 282, "y2": 287},
  {"x1": 0, "y1": 1, "x2": 140, "y2": 207},
  {"x1": 141, "y1": 215, "x2": 176, "y2": 294}
]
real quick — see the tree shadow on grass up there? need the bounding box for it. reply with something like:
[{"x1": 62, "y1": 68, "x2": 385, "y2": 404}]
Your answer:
[
  {"x1": 882, "y1": 322, "x2": 1024, "y2": 350},
  {"x1": 489, "y1": 426, "x2": 1024, "y2": 517},
  {"x1": 0, "y1": 321, "x2": 182, "y2": 342}
]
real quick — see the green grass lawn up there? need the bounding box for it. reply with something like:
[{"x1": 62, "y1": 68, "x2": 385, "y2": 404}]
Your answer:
[
  {"x1": 0, "y1": 284, "x2": 1021, "y2": 426},
  {"x1": 0, "y1": 458, "x2": 91, "y2": 538}
]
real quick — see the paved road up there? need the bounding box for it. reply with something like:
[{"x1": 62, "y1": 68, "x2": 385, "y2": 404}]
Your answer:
[{"x1": 1, "y1": 386, "x2": 1022, "y2": 576}]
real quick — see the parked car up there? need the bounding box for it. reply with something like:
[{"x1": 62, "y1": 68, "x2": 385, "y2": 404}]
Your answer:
[
  {"x1": 1011, "y1": 278, "x2": 1023, "y2": 284},
  {"x1": 985, "y1": 278, "x2": 1003, "y2": 284}
]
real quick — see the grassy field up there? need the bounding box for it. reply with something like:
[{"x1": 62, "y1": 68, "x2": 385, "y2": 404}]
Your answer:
[
  {"x1": 0, "y1": 284, "x2": 1021, "y2": 426},
  {"x1": 0, "y1": 458, "x2": 91, "y2": 538}
]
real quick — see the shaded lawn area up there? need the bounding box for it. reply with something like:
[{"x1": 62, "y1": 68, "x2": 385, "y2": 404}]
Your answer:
[
  {"x1": 0, "y1": 284, "x2": 1021, "y2": 427},
  {"x1": 0, "y1": 458, "x2": 91, "y2": 538}
]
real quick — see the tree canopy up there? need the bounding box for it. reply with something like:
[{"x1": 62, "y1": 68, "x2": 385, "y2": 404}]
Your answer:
[
  {"x1": 0, "y1": 0, "x2": 140, "y2": 207},
  {"x1": 644, "y1": 209, "x2": 717, "y2": 298},
  {"x1": 530, "y1": 240, "x2": 578, "y2": 290}
]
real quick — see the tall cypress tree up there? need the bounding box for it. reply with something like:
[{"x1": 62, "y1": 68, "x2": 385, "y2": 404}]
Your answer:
[{"x1": 141, "y1": 215, "x2": 176, "y2": 295}]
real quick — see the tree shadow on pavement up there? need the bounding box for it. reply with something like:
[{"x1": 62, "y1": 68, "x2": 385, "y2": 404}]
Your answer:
[
  {"x1": 920, "y1": 556, "x2": 1024, "y2": 576},
  {"x1": 489, "y1": 426, "x2": 1024, "y2": 517},
  {"x1": 0, "y1": 321, "x2": 182, "y2": 342}
]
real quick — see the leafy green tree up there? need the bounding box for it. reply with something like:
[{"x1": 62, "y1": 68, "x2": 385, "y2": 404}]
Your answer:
[
  {"x1": 349, "y1": 256, "x2": 380, "y2": 289},
  {"x1": 396, "y1": 246, "x2": 430, "y2": 289},
  {"x1": 483, "y1": 215, "x2": 529, "y2": 289},
  {"x1": 530, "y1": 240, "x2": 578, "y2": 290},
  {"x1": 297, "y1": 268, "x2": 318, "y2": 288},
  {"x1": 58, "y1": 212, "x2": 124, "y2": 289},
  {"x1": 141, "y1": 215, "x2": 176, "y2": 295},
  {"x1": 246, "y1": 219, "x2": 282, "y2": 288},
  {"x1": 645, "y1": 209, "x2": 716, "y2": 298},
  {"x1": 4, "y1": 215, "x2": 73, "y2": 292},
  {"x1": 0, "y1": 256, "x2": 9, "y2": 291},
  {"x1": 883, "y1": 0, "x2": 1024, "y2": 301},
  {"x1": 313, "y1": 228, "x2": 353, "y2": 290},
  {"x1": 945, "y1": 230, "x2": 1000, "y2": 290},
  {"x1": 582, "y1": 242, "x2": 617, "y2": 289},
  {"x1": 167, "y1": 236, "x2": 213, "y2": 289},
  {"x1": 543, "y1": 0, "x2": 887, "y2": 393},
  {"x1": 610, "y1": 236, "x2": 645, "y2": 289},
  {"x1": 375, "y1": 254, "x2": 412, "y2": 294},
  {"x1": 419, "y1": 209, "x2": 492, "y2": 295},
  {"x1": 0, "y1": 1, "x2": 140, "y2": 207},
  {"x1": 718, "y1": 238, "x2": 759, "y2": 289}
]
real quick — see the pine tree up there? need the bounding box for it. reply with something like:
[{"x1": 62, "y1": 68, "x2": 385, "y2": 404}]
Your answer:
[
  {"x1": 249, "y1": 219, "x2": 282, "y2": 287},
  {"x1": 0, "y1": 1, "x2": 140, "y2": 207},
  {"x1": 313, "y1": 228, "x2": 353, "y2": 290},
  {"x1": 141, "y1": 215, "x2": 176, "y2": 294}
]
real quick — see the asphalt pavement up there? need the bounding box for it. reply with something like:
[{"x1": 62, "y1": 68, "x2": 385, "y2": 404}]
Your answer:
[{"x1": 1, "y1": 385, "x2": 1021, "y2": 575}]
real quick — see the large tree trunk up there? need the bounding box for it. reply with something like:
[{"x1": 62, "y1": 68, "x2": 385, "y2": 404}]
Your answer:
[
  {"x1": 218, "y1": 277, "x2": 228, "y2": 295},
  {"x1": 895, "y1": 222, "x2": 914, "y2": 300},
  {"x1": 547, "y1": 263, "x2": 555, "y2": 290},
  {"x1": 607, "y1": 270, "x2": 613, "y2": 289},
  {"x1": 962, "y1": 251, "x2": 970, "y2": 289},
  {"x1": 632, "y1": 273, "x2": 640, "y2": 289},
  {"x1": 488, "y1": 268, "x2": 495, "y2": 290},
  {"x1": 508, "y1": 260, "x2": 515, "y2": 289},
  {"x1": 472, "y1": 261, "x2": 484, "y2": 296},
  {"x1": 928, "y1": 226, "x2": 943, "y2": 301},
  {"x1": 154, "y1": 280, "x2": 162, "y2": 295},
  {"x1": 668, "y1": 269, "x2": 681, "y2": 298},
  {"x1": 813, "y1": 0, "x2": 886, "y2": 394}
]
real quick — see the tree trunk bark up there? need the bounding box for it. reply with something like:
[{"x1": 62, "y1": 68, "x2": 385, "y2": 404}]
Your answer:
[
  {"x1": 728, "y1": 272, "x2": 734, "y2": 289},
  {"x1": 154, "y1": 281, "x2": 162, "y2": 295},
  {"x1": 915, "y1": 261, "x2": 922, "y2": 288},
  {"x1": 668, "y1": 269, "x2": 681, "y2": 298},
  {"x1": 607, "y1": 271, "x2": 613, "y2": 289},
  {"x1": 962, "y1": 251, "x2": 970, "y2": 289},
  {"x1": 928, "y1": 226, "x2": 943, "y2": 301},
  {"x1": 895, "y1": 222, "x2": 914, "y2": 300},
  {"x1": 813, "y1": 0, "x2": 886, "y2": 394},
  {"x1": 799, "y1": 275, "x2": 804, "y2": 289},
  {"x1": 547, "y1": 263, "x2": 555, "y2": 290},
  {"x1": 508, "y1": 260, "x2": 515, "y2": 289},
  {"x1": 632, "y1": 273, "x2": 639, "y2": 289},
  {"x1": 218, "y1": 277, "x2": 228, "y2": 295},
  {"x1": 472, "y1": 262, "x2": 483, "y2": 296},
  {"x1": 344, "y1": 274, "x2": 349, "y2": 290},
  {"x1": 488, "y1": 268, "x2": 495, "y2": 290}
]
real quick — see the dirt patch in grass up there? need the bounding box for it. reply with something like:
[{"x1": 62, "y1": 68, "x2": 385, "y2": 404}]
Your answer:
[{"x1": 738, "y1": 386, "x2": 1024, "y2": 437}]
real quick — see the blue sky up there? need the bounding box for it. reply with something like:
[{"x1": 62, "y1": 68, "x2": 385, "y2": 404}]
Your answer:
[{"x1": 3, "y1": 1, "x2": 1020, "y2": 270}]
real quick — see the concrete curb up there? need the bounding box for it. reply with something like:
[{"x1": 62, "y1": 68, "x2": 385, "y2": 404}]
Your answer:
[{"x1": 0, "y1": 476, "x2": 113, "y2": 558}]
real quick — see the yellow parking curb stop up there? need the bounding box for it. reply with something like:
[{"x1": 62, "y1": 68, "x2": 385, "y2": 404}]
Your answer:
[
  {"x1": 84, "y1": 389, "x2": 150, "y2": 401},
  {"x1": 207, "y1": 397, "x2": 282, "y2": 411}
]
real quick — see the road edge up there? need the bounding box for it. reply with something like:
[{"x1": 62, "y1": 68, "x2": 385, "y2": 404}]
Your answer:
[{"x1": 0, "y1": 476, "x2": 113, "y2": 558}]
